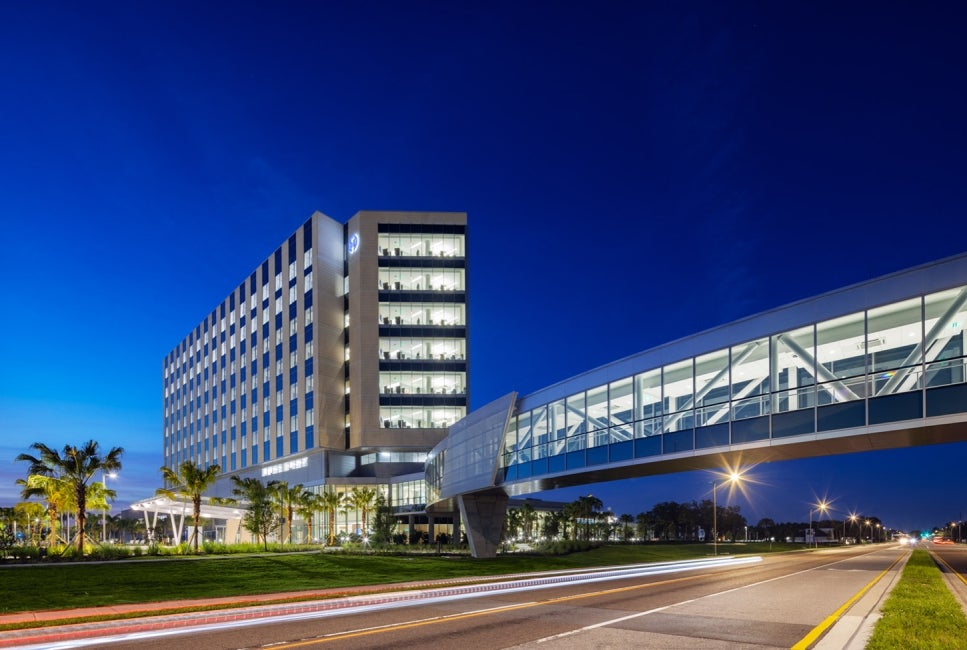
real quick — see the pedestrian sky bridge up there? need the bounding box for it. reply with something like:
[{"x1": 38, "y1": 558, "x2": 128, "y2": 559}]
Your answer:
[{"x1": 427, "y1": 253, "x2": 967, "y2": 557}]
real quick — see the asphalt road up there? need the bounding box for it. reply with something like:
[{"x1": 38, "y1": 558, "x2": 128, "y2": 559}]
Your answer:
[
  {"x1": 77, "y1": 545, "x2": 906, "y2": 650},
  {"x1": 931, "y1": 543, "x2": 967, "y2": 614}
]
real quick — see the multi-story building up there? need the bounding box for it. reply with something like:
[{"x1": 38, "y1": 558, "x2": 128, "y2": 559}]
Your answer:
[{"x1": 160, "y1": 210, "x2": 468, "y2": 542}]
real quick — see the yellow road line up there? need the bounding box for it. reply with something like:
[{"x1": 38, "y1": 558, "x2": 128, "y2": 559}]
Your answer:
[
  {"x1": 931, "y1": 551, "x2": 967, "y2": 586},
  {"x1": 790, "y1": 553, "x2": 905, "y2": 650},
  {"x1": 268, "y1": 571, "x2": 710, "y2": 648}
]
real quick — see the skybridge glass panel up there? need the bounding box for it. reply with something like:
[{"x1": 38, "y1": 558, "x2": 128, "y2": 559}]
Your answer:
[
  {"x1": 586, "y1": 385, "x2": 608, "y2": 432},
  {"x1": 533, "y1": 442, "x2": 548, "y2": 460},
  {"x1": 868, "y1": 298, "x2": 923, "y2": 395},
  {"x1": 731, "y1": 338, "x2": 770, "y2": 421},
  {"x1": 566, "y1": 392, "x2": 588, "y2": 455},
  {"x1": 566, "y1": 392, "x2": 587, "y2": 437},
  {"x1": 516, "y1": 410, "x2": 532, "y2": 453},
  {"x1": 609, "y1": 377, "x2": 634, "y2": 442},
  {"x1": 549, "y1": 399, "x2": 566, "y2": 456},
  {"x1": 924, "y1": 285, "x2": 967, "y2": 389},
  {"x1": 772, "y1": 325, "x2": 815, "y2": 413},
  {"x1": 532, "y1": 405, "x2": 549, "y2": 447},
  {"x1": 634, "y1": 368, "x2": 662, "y2": 420},
  {"x1": 694, "y1": 348, "x2": 729, "y2": 427},
  {"x1": 816, "y1": 312, "x2": 866, "y2": 405},
  {"x1": 662, "y1": 359, "x2": 693, "y2": 432}
]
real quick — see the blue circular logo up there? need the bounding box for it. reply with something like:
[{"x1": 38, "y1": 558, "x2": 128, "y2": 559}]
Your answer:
[{"x1": 348, "y1": 233, "x2": 360, "y2": 255}]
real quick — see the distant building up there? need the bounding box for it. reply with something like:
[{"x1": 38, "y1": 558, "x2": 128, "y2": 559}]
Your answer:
[{"x1": 160, "y1": 210, "x2": 468, "y2": 542}]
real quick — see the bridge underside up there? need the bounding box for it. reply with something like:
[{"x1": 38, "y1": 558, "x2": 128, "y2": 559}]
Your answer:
[{"x1": 500, "y1": 417, "x2": 967, "y2": 497}]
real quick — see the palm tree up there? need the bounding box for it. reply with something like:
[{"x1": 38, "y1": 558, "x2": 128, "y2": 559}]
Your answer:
[
  {"x1": 294, "y1": 489, "x2": 323, "y2": 543},
  {"x1": 619, "y1": 513, "x2": 635, "y2": 541},
  {"x1": 347, "y1": 487, "x2": 378, "y2": 538},
  {"x1": 518, "y1": 502, "x2": 537, "y2": 542},
  {"x1": 16, "y1": 474, "x2": 75, "y2": 547},
  {"x1": 319, "y1": 489, "x2": 345, "y2": 546},
  {"x1": 157, "y1": 460, "x2": 221, "y2": 553},
  {"x1": 572, "y1": 495, "x2": 603, "y2": 540},
  {"x1": 17, "y1": 441, "x2": 123, "y2": 553},
  {"x1": 269, "y1": 481, "x2": 305, "y2": 545},
  {"x1": 230, "y1": 476, "x2": 278, "y2": 551}
]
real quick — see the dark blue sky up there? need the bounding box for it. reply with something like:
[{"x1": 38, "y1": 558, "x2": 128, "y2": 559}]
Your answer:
[{"x1": 2, "y1": 2, "x2": 966, "y2": 532}]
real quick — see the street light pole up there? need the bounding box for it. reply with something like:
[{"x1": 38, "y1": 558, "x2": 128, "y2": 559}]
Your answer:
[
  {"x1": 102, "y1": 471, "x2": 108, "y2": 543},
  {"x1": 711, "y1": 471, "x2": 743, "y2": 556},
  {"x1": 101, "y1": 471, "x2": 117, "y2": 543},
  {"x1": 713, "y1": 480, "x2": 718, "y2": 557},
  {"x1": 809, "y1": 500, "x2": 829, "y2": 548}
]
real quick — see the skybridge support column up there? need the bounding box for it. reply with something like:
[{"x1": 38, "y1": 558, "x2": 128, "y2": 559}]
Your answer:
[{"x1": 457, "y1": 492, "x2": 509, "y2": 558}]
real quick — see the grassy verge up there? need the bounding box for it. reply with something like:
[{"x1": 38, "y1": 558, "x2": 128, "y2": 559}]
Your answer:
[
  {"x1": 866, "y1": 550, "x2": 967, "y2": 649},
  {"x1": 0, "y1": 542, "x2": 796, "y2": 616}
]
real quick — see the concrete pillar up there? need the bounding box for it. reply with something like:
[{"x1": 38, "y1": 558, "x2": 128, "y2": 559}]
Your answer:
[
  {"x1": 457, "y1": 492, "x2": 509, "y2": 558},
  {"x1": 407, "y1": 514, "x2": 416, "y2": 543},
  {"x1": 428, "y1": 515, "x2": 436, "y2": 543},
  {"x1": 452, "y1": 512, "x2": 462, "y2": 544}
]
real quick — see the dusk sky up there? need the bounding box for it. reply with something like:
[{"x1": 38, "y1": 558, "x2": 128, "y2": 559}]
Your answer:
[{"x1": 2, "y1": 2, "x2": 966, "y2": 534}]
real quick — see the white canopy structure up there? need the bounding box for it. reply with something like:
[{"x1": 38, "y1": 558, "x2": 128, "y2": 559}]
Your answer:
[{"x1": 129, "y1": 496, "x2": 245, "y2": 544}]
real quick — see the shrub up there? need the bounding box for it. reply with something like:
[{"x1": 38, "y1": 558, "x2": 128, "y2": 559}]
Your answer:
[
  {"x1": 86, "y1": 545, "x2": 134, "y2": 561},
  {"x1": 534, "y1": 539, "x2": 600, "y2": 555}
]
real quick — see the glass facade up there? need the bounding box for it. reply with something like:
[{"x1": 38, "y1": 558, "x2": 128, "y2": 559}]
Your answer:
[
  {"x1": 500, "y1": 284, "x2": 967, "y2": 478},
  {"x1": 163, "y1": 221, "x2": 316, "y2": 474},
  {"x1": 377, "y1": 233, "x2": 464, "y2": 258},
  {"x1": 376, "y1": 223, "x2": 468, "y2": 431}
]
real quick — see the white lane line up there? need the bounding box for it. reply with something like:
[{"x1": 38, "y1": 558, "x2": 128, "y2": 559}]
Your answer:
[
  {"x1": 531, "y1": 547, "x2": 898, "y2": 644},
  {"x1": 10, "y1": 557, "x2": 762, "y2": 649}
]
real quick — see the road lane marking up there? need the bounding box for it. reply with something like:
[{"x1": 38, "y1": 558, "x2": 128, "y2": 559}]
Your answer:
[
  {"x1": 931, "y1": 552, "x2": 967, "y2": 586},
  {"x1": 277, "y1": 550, "x2": 882, "y2": 648},
  {"x1": 791, "y1": 553, "x2": 905, "y2": 650},
  {"x1": 531, "y1": 546, "x2": 902, "y2": 645},
  {"x1": 265, "y1": 571, "x2": 726, "y2": 648},
  {"x1": 6, "y1": 557, "x2": 762, "y2": 650}
]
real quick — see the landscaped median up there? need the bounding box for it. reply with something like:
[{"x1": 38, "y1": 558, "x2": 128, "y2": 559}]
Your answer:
[{"x1": 866, "y1": 549, "x2": 967, "y2": 649}]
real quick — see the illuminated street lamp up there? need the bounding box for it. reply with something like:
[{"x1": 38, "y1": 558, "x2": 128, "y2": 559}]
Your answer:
[
  {"x1": 712, "y1": 470, "x2": 743, "y2": 556},
  {"x1": 865, "y1": 519, "x2": 872, "y2": 542},
  {"x1": 843, "y1": 513, "x2": 858, "y2": 544},
  {"x1": 809, "y1": 500, "x2": 829, "y2": 548},
  {"x1": 102, "y1": 471, "x2": 117, "y2": 543}
]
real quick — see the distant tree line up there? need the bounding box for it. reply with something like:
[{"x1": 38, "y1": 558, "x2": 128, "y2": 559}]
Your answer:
[{"x1": 503, "y1": 496, "x2": 891, "y2": 545}]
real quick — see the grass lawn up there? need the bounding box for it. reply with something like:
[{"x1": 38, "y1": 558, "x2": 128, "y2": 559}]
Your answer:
[
  {"x1": 866, "y1": 549, "x2": 967, "y2": 650},
  {"x1": 0, "y1": 542, "x2": 796, "y2": 614}
]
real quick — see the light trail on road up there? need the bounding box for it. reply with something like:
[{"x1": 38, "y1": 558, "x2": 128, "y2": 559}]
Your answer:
[{"x1": 10, "y1": 556, "x2": 763, "y2": 650}]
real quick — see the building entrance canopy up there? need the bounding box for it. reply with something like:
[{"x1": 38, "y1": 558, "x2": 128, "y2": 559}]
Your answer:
[{"x1": 129, "y1": 496, "x2": 244, "y2": 544}]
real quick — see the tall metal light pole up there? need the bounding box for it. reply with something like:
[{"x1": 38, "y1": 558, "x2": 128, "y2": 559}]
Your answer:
[
  {"x1": 809, "y1": 500, "x2": 829, "y2": 548},
  {"x1": 712, "y1": 471, "x2": 743, "y2": 556},
  {"x1": 102, "y1": 471, "x2": 117, "y2": 543}
]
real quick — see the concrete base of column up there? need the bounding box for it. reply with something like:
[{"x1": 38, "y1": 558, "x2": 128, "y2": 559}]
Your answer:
[{"x1": 457, "y1": 492, "x2": 509, "y2": 558}]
